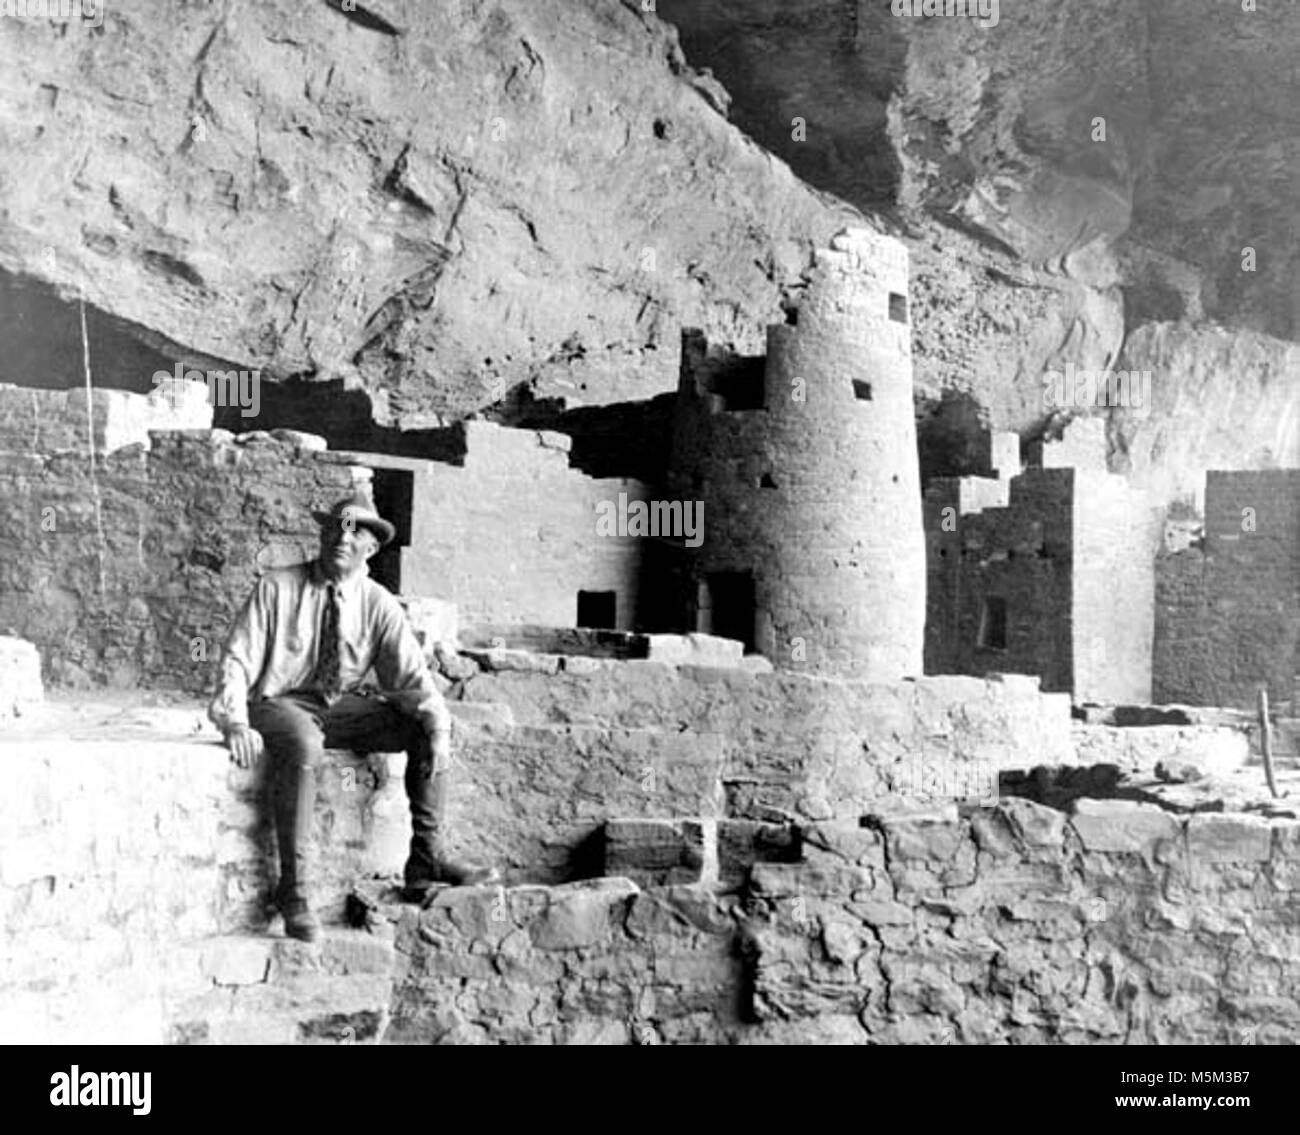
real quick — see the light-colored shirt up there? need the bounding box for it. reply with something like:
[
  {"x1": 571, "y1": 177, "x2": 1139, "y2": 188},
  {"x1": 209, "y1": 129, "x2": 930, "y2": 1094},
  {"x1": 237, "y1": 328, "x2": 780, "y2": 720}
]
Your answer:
[{"x1": 208, "y1": 560, "x2": 448, "y2": 734}]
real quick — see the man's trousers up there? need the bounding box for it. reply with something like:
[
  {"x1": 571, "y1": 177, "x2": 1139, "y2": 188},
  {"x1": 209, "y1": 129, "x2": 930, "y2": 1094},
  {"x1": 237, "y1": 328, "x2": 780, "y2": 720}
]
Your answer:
[{"x1": 248, "y1": 691, "x2": 447, "y2": 905}]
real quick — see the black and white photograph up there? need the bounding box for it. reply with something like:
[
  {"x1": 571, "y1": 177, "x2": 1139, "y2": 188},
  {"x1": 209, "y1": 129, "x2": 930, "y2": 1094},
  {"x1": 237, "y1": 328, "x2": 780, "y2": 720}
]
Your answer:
[{"x1": 0, "y1": 0, "x2": 1295, "y2": 1089}]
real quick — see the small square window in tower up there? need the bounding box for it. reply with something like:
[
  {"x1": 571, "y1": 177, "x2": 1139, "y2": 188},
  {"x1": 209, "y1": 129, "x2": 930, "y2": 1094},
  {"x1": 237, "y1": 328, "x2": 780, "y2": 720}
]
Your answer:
[
  {"x1": 977, "y1": 596, "x2": 1008, "y2": 651},
  {"x1": 889, "y1": 293, "x2": 908, "y2": 323},
  {"x1": 852, "y1": 380, "x2": 873, "y2": 401},
  {"x1": 697, "y1": 571, "x2": 755, "y2": 652},
  {"x1": 577, "y1": 590, "x2": 617, "y2": 629}
]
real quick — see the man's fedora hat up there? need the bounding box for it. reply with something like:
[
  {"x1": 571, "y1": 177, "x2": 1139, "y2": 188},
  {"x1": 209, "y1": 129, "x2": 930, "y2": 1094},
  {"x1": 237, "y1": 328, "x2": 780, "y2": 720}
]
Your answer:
[{"x1": 313, "y1": 496, "x2": 397, "y2": 547}]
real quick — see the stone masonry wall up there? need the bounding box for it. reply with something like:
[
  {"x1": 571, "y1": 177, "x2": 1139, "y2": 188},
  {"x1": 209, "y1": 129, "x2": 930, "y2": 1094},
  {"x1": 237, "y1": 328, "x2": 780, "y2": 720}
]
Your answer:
[
  {"x1": 458, "y1": 661, "x2": 1073, "y2": 863},
  {"x1": 1199, "y1": 471, "x2": 1299, "y2": 708},
  {"x1": 350, "y1": 422, "x2": 651, "y2": 630},
  {"x1": 1153, "y1": 470, "x2": 1299, "y2": 709},
  {"x1": 925, "y1": 469, "x2": 1076, "y2": 693},
  {"x1": 0, "y1": 381, "x2": 213, "y2": 456},
  {"x1": 0, "y1": 430, "x2": 365, "y2": 691},
  {"x1": 1153, "y1": 543, "x2": 1209, "y2": 706},
  {"x1": 377, "y1": 801, "x2": 1300, "y2": 1045},
  {"x1": 5, "y1": 690, "x2": 1291, "y2": 1045}
]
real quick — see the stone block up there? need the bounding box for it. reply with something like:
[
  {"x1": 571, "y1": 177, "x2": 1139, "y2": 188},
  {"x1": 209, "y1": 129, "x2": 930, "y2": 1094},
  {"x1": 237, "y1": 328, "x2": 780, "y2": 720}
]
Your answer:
[
  {"x1": 433, "y1": 642, "x2": 479, "y2": 681},
  {"x1": 466, "y1": 648, "x2": 562, "y2": 675},
  {"x1": 717, "y1": 820, "x2": 799, "y2": 888},
  {"x1": 1068, "y1": 799, "x2": 1181, "y2": 854},
  {"x1": 198, "y1": 938, "x2": 273, "y2": 986},
  {"x1": 799, "y1": 822, "x2": 884, "y2": 866},
  {"x1": 997, "y1": 797, "x2": 1068, "y2": 848},
  {"x1": 603, "y1": 818, "x2": 706, "y2": 887},
  {"x1": 644, "y1": 633, "x2": 744, "y2": 668},
  {"x1": 748, "y1": 861, "x2": 872, "y2": 898},
  {"x1": 870, "y1": 808, "x2": 965, "y2": 862},
  {"x1": 845, "y1": 898, "x2": 913, "y2": 926},
  {"x1": 269, "y1": 429, "x2": 328, "y2": 451},
  {"x1": 449, "y1": 701, "x2": 515, "y2": 728},
  {"x1": 530, "y1": 878, "x2": 639, "y2": 950},
  {"x1": 1186, "y1": 814, "x2": 1273, "y2": 863}
]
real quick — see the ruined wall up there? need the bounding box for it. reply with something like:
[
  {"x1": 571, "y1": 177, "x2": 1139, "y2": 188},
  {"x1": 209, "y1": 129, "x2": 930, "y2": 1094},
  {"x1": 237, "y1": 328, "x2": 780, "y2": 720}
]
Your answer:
[
  {"x1": 1183, "y1": 471, "x2": 1299, "y2": 709},
  {"x1": 6, "y1": 712, "x2": 1296, "y2": 1046},
  {"x1": 666, "y1": 228, "x2": 925, "y2": 678},
  {"x1": 0, "y1": 381, "x2": 213, "y2": 454},
  {"x1": 459, "y1": 662, "x2": 1073, "y2": 857},
  {"x1": 1153, "y1": 539, "x2": 1208, "y2": 706},
  {"x1": 0, "y1": 428, "x2": 365, "y2": 691},
  {"x1": 925, "y1": 466, "x2": 1157, "y2": 703},
  {"x1": 352, "y1": 422, "x2": 652, "y2": 630},
  {"x1": 924, "y1": 469, "x2": 1075, "y2": 693}
]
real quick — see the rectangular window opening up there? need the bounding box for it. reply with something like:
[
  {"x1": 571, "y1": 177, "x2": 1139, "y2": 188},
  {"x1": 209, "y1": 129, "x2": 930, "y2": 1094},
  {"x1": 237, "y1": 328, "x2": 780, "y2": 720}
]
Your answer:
[
  {"x1": 977, "y1": 596, "x2": 1008, "y2": 651},
  {"x1": 577, "y1": 590, "x2": 617, "y2": 629},
  {"x1": 889, "y1": 293, "x2": 908, "y2": 323},
  {"x1": 852, "y1": 380, "x2": 873, "y2": 402}
]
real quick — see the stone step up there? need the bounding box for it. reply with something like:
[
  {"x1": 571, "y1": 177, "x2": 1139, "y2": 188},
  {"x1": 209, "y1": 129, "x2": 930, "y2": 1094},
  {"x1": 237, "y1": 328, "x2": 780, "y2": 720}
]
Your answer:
[
  {"x1": 169, "y1": 973, "x2": 394, "y2": 1045},
  {"x1": 168, "y1": 929, "x2": 398, "y2": 1045}
]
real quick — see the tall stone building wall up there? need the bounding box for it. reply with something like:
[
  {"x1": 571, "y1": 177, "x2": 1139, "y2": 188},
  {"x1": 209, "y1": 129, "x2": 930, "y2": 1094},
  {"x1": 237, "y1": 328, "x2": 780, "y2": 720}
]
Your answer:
[
  {"x1": 350, "y1": 422, "x2": 652, "y2": 631},
  {"x1": 1156, "y1": 470, "x2": 1299, "y2": 708},
  {"x1": 0, "y1": 430, "x2": 365, "y2": 692},
  {"x1": 665, "y1": 228, "x2": 925, "y2": 678},
  {"x1": 1072, "y1": 471, "x2": 1158, "y2": 704}
]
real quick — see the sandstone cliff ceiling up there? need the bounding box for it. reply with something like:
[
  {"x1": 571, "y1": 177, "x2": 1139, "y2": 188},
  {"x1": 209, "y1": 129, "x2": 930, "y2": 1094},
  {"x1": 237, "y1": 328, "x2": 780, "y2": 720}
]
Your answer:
[
  {"x1": 0, "y1": 0, "x2": 854, "y2": 421},
  {"x1": 661, "y1": 0, "x2": 1298, "y2": 341},
  {"x1": 0, "y1": 0, "x2": 1295, "y2": 465}
]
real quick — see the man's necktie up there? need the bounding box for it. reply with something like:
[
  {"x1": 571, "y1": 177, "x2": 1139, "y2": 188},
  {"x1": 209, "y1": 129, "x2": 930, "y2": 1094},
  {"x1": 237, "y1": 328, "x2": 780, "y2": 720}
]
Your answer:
[{"x1": 314, "y1": 582, "x2": 343, "y2": 704}]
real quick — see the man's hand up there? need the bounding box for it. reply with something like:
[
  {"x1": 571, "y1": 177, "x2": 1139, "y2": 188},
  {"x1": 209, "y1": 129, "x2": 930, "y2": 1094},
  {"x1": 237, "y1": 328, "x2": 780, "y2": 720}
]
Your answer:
[{"x1": 226, "y1": 725, "x2": 265, "y2": 769}]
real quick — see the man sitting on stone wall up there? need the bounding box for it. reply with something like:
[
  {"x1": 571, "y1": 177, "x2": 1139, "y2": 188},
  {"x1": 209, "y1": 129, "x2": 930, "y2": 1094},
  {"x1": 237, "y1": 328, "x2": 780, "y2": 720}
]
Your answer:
[{"x1": 208, "y1": 495, "x2": 494, "y2": 942}]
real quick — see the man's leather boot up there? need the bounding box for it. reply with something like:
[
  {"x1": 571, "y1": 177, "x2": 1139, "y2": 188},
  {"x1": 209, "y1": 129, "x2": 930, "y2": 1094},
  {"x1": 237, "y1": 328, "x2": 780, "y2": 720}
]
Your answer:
[
  {"x1": 276, "y1": 758, "x2": 322, "y2": 942},
  {"x1": 403, "y1": 768, "x2": 498, "y2": 900},
  {"x1": 279, "y1": 896, "x2": 322, "y2": 943}
]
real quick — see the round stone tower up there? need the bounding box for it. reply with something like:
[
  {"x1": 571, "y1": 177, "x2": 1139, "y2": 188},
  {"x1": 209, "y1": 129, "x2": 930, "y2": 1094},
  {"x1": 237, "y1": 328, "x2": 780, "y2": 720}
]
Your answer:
[{"x1": 664, "y1": 227, "x2": 925, "y2": 679}]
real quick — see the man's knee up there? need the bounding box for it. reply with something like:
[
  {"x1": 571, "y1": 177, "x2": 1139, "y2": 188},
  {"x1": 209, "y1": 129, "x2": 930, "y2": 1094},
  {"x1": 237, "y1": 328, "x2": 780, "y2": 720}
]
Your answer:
[{"x1": 250, "y1": 697, "x2": 326, "y2": 763}]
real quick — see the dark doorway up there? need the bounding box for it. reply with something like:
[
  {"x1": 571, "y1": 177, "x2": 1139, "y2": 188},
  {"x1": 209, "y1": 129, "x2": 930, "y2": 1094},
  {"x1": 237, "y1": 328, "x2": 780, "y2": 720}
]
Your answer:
[
  {"x1": 369, "y1": 467, "x2": 414, "y2": 594},
  {"x1": 577, "y1": 590, "x2": 617, "y2": 629},
  {"x1": 699, "y1": 571, "x2": 755, "y2": 651}
]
